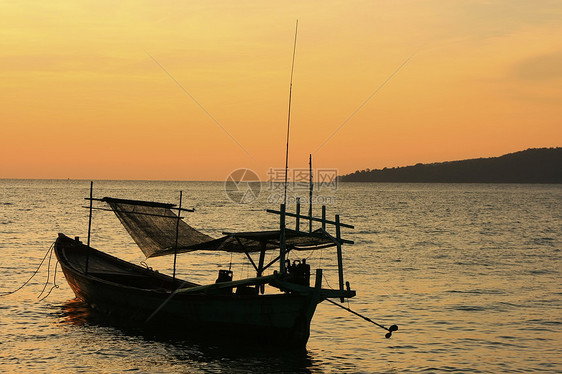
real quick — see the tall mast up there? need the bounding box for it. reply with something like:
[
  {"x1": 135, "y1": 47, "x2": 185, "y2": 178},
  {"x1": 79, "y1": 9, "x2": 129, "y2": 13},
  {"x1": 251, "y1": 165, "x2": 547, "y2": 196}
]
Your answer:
[
  {"x1": 280, "y1": 20, "x2": 298, "y2": 274},
  {"x1": 283, "y1": 19, "x2": 298, "y2": 205}
]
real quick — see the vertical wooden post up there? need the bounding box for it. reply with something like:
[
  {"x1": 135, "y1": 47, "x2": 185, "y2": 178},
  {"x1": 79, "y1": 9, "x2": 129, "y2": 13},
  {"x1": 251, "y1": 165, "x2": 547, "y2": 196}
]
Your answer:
[
  {"x1": 321, "y1": 205, "x2": 326, "y2": 232},
  {"x1": 172, "y1": 191, "x2": 183, "y2": 281},
  {"x1": 257, "y1": 242, "x2": 266, "y2": 277},
  {"x1": 280, "y1": 203, "x2": 287, "y2": 274},
  {"x1": 314, "y1": 268, "x2": 323, "y2": 289},
  {"x1": 296, "y1": 197, "x2": 300, "y2": 231},
  {"x1": 258, "y1": 241, "x2": 266, "y2": 294},
  {"x1": 85, "y1": 181, "x2": 94, "y2": 273},
  {"x1": 335, "y1": 214, "x2": 345, "y2": 302}
]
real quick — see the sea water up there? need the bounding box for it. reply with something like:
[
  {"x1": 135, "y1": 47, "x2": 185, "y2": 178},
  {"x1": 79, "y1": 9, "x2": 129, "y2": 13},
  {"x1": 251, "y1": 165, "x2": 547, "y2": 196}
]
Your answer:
[{"x1": 0, "y1": 180, "x2": 560, "y2": 373}]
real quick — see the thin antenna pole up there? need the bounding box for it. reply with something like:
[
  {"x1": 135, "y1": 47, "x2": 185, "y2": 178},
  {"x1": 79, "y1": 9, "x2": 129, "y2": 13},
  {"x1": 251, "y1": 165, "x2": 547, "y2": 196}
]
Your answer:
[
  {"x1": 283, "y1": 19, "x2": 298, "y2": 205},
  {"x1": 172, "y1": 191, "x2": 183, "y2": 281},
  {"x1": 308, "y1": 154, "x2": 313, "y2": 233},
  {"x1": 85, "y1": 181, "x2": 93, "y2": 273}
]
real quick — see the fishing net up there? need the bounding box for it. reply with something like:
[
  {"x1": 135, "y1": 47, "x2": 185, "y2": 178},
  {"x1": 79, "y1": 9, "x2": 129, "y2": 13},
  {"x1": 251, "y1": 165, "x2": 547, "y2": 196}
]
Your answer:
[{"x1": 104, "y1": 198, "x2": 213, "y2": 258}]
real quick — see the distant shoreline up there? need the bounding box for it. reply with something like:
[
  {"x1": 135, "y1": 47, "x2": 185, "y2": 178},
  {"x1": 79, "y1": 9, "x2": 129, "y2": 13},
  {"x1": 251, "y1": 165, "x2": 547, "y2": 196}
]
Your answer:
[
  {"x1": 2, "y1": 147, "x2": 561, "y2": 184},
  {"x1": 0, "y1": 179, "x2": 560, "y2": 185},
  {"x1": 340, "y1": 148, "x2": 562, "y2": 184},
  {"x1": 338, "y1": 181, "x2": 562, "y2": 184}
]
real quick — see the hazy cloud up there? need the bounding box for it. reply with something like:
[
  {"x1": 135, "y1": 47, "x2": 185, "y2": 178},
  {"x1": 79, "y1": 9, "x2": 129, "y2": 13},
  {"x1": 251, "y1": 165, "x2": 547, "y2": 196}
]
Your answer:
[{"x1": 511, "y1": 49, "x2": 562, "y2": 80}]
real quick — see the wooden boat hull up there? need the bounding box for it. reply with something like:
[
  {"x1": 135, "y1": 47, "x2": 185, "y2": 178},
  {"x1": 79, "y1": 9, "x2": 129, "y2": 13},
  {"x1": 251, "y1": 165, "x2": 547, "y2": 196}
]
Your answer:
[{"x1": 54, "y1": 234, "x2": 320, "y2": 349}]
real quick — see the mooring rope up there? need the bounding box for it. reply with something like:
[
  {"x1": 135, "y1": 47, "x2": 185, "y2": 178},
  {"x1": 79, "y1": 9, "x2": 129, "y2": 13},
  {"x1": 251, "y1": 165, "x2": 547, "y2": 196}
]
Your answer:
[
  {"x1": 322, "y1": 272, "x2": 334, "y2": 290},
  {"x1": 38, "y1": 244, "x2": 54, "y2": 298},
  {"x1": 0, "y1": 242, "x2": 55, "y2": 297},
  {"x1": 325, "y1": 298, "x2": 399, "y2": 338},
  {"x1": 38, "y1": 261, "x2": 59, "y2": 302}
]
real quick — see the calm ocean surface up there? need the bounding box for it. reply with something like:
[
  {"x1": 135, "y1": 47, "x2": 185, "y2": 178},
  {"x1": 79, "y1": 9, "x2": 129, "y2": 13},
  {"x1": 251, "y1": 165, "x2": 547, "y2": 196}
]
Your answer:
[{"x1": 0, "y1": 180, "x2": 560, "y2": 373}]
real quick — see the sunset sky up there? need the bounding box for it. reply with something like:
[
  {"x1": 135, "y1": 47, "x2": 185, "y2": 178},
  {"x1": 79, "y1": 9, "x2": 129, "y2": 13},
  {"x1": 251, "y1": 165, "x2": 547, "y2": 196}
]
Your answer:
[{"x1": 1, "y1": 1, "x2": 561, "y2": 180}]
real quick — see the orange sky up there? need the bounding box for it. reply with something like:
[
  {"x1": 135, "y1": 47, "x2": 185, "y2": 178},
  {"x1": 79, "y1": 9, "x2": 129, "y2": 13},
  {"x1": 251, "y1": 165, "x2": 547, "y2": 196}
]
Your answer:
[{"x1": 1, "y1": 1, "x2": 561, "y2": 180}]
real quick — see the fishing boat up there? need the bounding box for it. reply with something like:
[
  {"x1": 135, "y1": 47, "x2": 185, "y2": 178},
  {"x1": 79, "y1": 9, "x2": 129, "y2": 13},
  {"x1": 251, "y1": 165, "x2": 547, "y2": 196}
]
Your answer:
[
  {"x1": 54, "y1": 23, "x2": 398, "y2": 348},
  {"x1": 54, "y1": 188, "x2": 357, "y2": 350}
]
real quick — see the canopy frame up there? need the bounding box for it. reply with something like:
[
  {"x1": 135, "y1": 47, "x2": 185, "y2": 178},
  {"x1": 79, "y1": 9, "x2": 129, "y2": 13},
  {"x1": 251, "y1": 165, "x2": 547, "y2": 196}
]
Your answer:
[{"x1": 82, "y1": 185, "x2": 354, "y2": 298}]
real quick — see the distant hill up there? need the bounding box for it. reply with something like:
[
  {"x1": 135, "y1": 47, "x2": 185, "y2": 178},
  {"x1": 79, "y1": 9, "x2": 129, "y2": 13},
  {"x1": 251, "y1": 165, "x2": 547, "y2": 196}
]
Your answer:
[{"x1": 340, "y1": 148, "x2": 562, "y2": 183}]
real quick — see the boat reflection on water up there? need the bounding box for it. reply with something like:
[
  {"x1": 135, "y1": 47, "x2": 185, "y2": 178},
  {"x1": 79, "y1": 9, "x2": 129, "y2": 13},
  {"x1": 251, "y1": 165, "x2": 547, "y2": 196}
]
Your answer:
[{"x1": 59, "y1": 298, "x2": 91, "y2": 326}]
